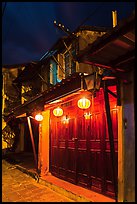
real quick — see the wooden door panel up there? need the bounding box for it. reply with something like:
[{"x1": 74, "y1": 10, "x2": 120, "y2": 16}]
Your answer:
[
  {"x1": 59, "y1": 141, "x2": 65, "y2": 148},
  {"x1": 88, "y1": 110, "x2": 106, "y2": 194},
  {"x1": 66, "y1": 149, "x2": 76, "y2": 184},
  {"x1": 105, "y1": 152, "x2": 114, "y2": 195},
  {"x1": 91, "y1": 177, "x2": 102, "y2": 192},
  {"x1": 90, "y1": 141, "x2": 101, "y2": 149},
  {"x1": 66, "y1": 117, "x2": 76, "y2": 183},
  {"x1": 67, "y1": 149, "x2": 75, "y2": 170},
  {"x1": 77, "y1": 150, "x2": 88, "y2": 187},
  {"x1": 50, "y1": 86, "x2": 118, "y2": 198},
  {"x1": 58, "y1": 147, "x2": 66, "y2": 179},
  {"x1": 90, "y1": 112, "x2": 101, "y2": 192},
  {"x1": 77, "y1": 151, "x2": 88, "y2": 173},
  {"x1": 51, "y1": 147, "x2": 58, "y2": 175},
  {"x1": 68, "y1": 141, "x2": 75, "y2": 148},
  {"x1": 90, "y1": 151, "x2": 102, "y2": 191},
  {"x1": 77, "y1": 116, "x2": 88, "y2": 187},
  {"x1": 78, "y1": 140, "x2": 87, "y2": 149}
]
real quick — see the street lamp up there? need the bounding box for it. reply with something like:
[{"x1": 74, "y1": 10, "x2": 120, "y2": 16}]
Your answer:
[{"x1": 84, "y1": 71, "x2": 102, "y2": 92}]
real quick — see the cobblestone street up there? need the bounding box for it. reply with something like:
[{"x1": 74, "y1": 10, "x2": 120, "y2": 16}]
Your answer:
[{"x1": 2, "y1": 160, "x2": 74, "y2": 202}]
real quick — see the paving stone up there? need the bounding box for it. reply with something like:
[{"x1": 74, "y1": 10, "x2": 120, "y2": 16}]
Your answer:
[{"x1": 2, "y1": 160, "x2": 74, "y2": 202}]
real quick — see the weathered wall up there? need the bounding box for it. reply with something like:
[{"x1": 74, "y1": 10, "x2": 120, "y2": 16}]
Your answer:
[
  {"x1": 122, "y1": 69, "x2": 135, "y2": 202},
  {"x1": 78, "y1": 30, "x2": 106, "y2": 75}
]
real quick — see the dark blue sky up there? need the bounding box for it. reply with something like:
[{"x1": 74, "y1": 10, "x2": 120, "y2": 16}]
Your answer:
[{"x1": 2, "y1": 2, "x2": 135, "y2": 65}]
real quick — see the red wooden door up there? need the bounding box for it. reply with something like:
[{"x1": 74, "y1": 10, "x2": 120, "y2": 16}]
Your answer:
[
  {"x1": 50, "y1": 113, "x2": 77, "y2": 184},
  {"x1": 50, "y1": 86, "x2": 118, "y2": 198}
]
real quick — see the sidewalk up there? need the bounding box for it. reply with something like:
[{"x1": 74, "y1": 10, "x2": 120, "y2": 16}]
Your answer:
[
  {"x1": 2, "y1": 159, "x2": 74, "y2": 202},
  {"x1": 2, "y1": 151, "x2": 115, "y2": 202}
]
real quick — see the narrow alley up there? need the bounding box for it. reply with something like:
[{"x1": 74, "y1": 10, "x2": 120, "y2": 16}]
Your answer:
[{"x1": 2, "y1": 160, "x2": 74, "y2": 202}]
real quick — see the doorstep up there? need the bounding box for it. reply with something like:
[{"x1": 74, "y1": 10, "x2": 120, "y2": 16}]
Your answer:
[
  {"x1": 39, "y1": 174, "x2": 115, "y2": 202},
  {"x1": 15, "y1": 163, "x2": 115, "y2": 202}
]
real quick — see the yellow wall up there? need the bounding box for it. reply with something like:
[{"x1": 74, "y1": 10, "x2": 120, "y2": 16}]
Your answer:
[
  {"x1": 118, "y1": 105, "x2": 124, "y2": 201},
  {"x1": 39, "y1": 110, "x2": 50, "y2": 176}
]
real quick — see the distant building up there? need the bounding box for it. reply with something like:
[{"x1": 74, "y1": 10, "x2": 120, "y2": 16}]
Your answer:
[{"x1": 2, "y1": 65, "x2": 23, "y2": 149}]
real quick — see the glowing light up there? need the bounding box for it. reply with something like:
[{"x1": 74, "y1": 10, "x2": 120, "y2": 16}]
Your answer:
[
  {"x1": 35, "y1": 113, "x2": 43, "y2": 122},
  {"x1": 77, "y1": 98, "x2": 91, "y2": 109},
  {"x1": 53, "y1": 107, "x2": 63, "y2": 117},
  {"x1": 49, "y1": 99, "x2": 62, "y2": 104},
  {"x1": 62, "y1": 115, "x2": 69, "y2": 124},
  {"x1": 84, "y1": 112, "x2": 91, "y2": 119}
]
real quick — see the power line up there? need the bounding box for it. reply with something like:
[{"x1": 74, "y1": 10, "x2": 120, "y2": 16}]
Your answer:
[
  {"x1": 54, "y1": 3, "x2": 106, "y2": 37},
  {"x1": 2, "y1": 2, "x2": 7, "y2": 17},
  {"x1": 42, "y1": 3, "x2": 106, "y2": 62},
  {"x1": 74, "y1": 3, "x2": 105, "y2": 32}
]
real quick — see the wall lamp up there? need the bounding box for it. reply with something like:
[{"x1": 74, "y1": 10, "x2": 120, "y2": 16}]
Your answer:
[{"x1": 29, "y1": 113, "x2": 43, "y2": 122}]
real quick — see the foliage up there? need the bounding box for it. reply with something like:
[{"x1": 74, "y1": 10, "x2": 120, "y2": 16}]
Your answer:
[{"x1": 2, "y1": 125, "x2": 15, "y2": 148}]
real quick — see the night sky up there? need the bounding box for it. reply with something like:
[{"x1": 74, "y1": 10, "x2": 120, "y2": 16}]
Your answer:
[{"x1": 2, "y1": 2, "x2": 135, "y2": 66}]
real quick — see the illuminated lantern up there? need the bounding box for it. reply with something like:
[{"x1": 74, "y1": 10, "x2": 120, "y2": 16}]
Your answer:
[
  {"x1": 77, "y1": 98, "x2": 91, "y2": 109},
  {"x1": 35, "y1": 113, "x2": 43, "y2": 122},
  {"x1": 53, "y1": 107, "x2": 63, "y2": 117}
]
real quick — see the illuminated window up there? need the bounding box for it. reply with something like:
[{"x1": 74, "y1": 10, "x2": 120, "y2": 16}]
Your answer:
[
  {"x1": 63, "y1": 41, "x2": 78, "y2": 78},
  {"x1": 50, "y1": 60, "x2": 57, "y2": 85},
  {"x1": 57, "y1": 54, "x2": 65, "y2": 81},
  {"x1": 64, "y1": 52, "x2": 70, "y2": 77}
]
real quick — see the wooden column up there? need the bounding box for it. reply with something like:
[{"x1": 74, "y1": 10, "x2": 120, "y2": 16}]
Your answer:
[
  {"x1": 117, "y1": 105, "x2": 124, "y2": 201},
  {"x1": 39, "y1": 110, "x2": 50, "y2": 176},
  {"x1": 103, "y1": 82, "x2": 118, "y2": 201},
  {"x1": 27, "y1": 116, "x2": 38, "y2": 171}
]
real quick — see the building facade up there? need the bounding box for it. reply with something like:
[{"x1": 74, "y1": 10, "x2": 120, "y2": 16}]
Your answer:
[
  {"x1": 76, "y1": 12, "x2": 135, "y2": 202},
  {"x1": 3, "y1": 12, "x2": 135, "y2": 202}
]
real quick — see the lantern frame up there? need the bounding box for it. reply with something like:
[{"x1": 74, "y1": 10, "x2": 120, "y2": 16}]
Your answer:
[{"x1": 84, "y1": 71, "x2": 101, "y2": 91}]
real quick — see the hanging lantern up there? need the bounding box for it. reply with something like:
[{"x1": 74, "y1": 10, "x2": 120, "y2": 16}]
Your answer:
[
  {"x1": 53, "y1": 107, "x2": 63, "y2": 117},
  {"x1": 35, "y1": 113, "x2": 43, "y2": 122},
  {"x1": 77, "y1": 98, "x2": 91, "y2": 109},
  {"x1": 84, "y1": 71, "x2": 102, "y2": 91}
]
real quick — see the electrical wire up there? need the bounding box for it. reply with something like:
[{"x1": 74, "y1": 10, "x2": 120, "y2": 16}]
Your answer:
[
  {"x1": 2, "y1": 2, "x2": 7, "y2": 17},
  {"x1": 74, "y1": 2, "x2": 105, "y2": 32}
]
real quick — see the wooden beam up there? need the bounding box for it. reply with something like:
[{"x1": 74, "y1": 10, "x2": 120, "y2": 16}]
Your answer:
[
  {"x1": 103, "y1": 81, "x2": 118, "y2": 201},
  {"x1": 27, "y1": 116, "x2": 38, "y2": 171}
]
